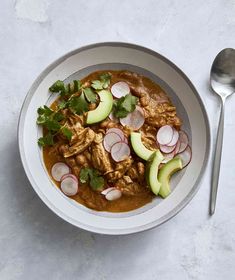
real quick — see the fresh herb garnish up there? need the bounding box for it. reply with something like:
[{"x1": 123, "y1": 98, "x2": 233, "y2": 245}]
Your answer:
[
  {"x1": 38, "y1": 132, "x2": 54, "y2": 147},
  {"x1": 49, "y1": 80, "x2": 65, "y2": 95},
  {"x1": 36, "y1": 105, "x2": 73, "y2": 146},
  {"x1": 113, "y1": 94, "x2": 138, "y2": 118},
  {"x1": 58, "y1": 100, "x2": 68, "y2": 110},
  {"x1": 61, "y1": 127, "x2": 72, "y2": 141},
  {"x1": 91, "y1": 73, "x2": 111, "y2": 90},
  {"x1": 79, "y1": 167, "x2": 105, "y2": 191},
  {"x1": 49, "y1": 80, "x2": 81, "y2": 97},
  {"x1": 68, "y1": 92, "x2": 89, "y2": 115},
  {"x1": 83, "y1": 87, "x2": 97, "y2": 103}
]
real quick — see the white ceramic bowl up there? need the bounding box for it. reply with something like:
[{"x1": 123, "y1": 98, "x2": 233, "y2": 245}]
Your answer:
[{"x1": 18, "y1": 42, "x2": 210, "y2": 235}]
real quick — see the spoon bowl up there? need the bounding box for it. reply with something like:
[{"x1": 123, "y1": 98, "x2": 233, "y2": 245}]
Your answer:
[{"x1": 210, "y1": 48, "x2": 235, "y2": 98}]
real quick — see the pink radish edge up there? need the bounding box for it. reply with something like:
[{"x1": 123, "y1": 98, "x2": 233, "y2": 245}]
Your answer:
[
  {"x1": 111, "y1": 142, "x2": 130, "y2": 162},
  {"x1": 160, "y1": 144, "x2": 176, "y2": 154},
  {"x1": 166, "y1": 129, "x2": 179, "y2": 147},
  {"x1": 156, "y1": 125, "x2": 174, "y2": 145},
  {"x1": 120, "y1": 105, "x2": 145, "y2": 130},
  {"x1": 111, "y1": 81, "x2": 130, "y2": 98},
  {"x1": 51, "y1": 162, "x2": 70, "y2": 182},
  {"x1": 103, "y1": 132, "x2": 122, "y2": 152},
  {"x1": 178, "y1": 131, "x2": 189, "y2": 153},
  {"x1": 177, "y1": 145, "x2": 192, "y2": 168},
  {"x1": 106, "y1": 128, "x2": 125, "y2": 141},
  {"x1": 60, "y1": 176, "x2": 78, "y2": 196}
]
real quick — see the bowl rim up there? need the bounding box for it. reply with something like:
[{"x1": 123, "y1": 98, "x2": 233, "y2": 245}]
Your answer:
[{"x1": 18, "y1": 42, "x2": 211, "y2": 235}]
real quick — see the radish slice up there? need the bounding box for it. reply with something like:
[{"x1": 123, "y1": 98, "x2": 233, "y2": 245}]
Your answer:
[
  {"x1": 120, "y1": 106, "x2": 145, "y2": 130},
  {"x1": 111, "y1": 142, "x2": 130, "y2": 162},
  {"x1": 103, "y1": 132, "x2": 122, "y2": 152},
  {"x1": 61, "y1": 173, "x2": 78, "y2": 183},
  {"x1": 111, "y1": 81, "x2": 130, "y2": 98},
  {"x1": 166, "y1": 129, "x2": 179, "y2": 147},
  {"x1": 123, "y1": 137, "x2": 128, "y2": 144},
  {"x1": 156, "y1": 125, "x2": 174, "y2": 145},
  {"x1": 162, "y1": 151, "x2": 175, "y2": 163},
  {"x1": 178, "y1": 131, "x2": 189, "y2": 153},
  {"x1": 105, "y1": 189, "x2": 122, "y2": 201},
  {"x1": 178, "y1": 145, "x2": 192, "y2": 168},
  {"x1": 160, "y1": 144, "x2": 176, "y2": 154},
  {"x1": 173, "y1": 140, "x2": 181, "y2": 155},
  {"x1": 109, "y1": 112, "x2": 119, "y2": 123},
  {"x1": 61, "y1": 176, "x2": 78, "y2": 196},
  {"x1": 51, "y1": 162, "x2": 70, "y2": 182},
  {"x1": 106, "y1": 128, "x2": 125, "y2": 141},
  {"x1": 101, "y1": 187, "x2": 116, "y2": 195}
]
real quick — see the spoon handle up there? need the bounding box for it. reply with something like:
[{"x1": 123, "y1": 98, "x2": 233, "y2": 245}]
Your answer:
[{"x1": 210, "y1": 98, "x2": 225, "y2": 215}]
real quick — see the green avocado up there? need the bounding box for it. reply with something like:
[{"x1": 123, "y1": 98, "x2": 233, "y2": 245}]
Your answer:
[
  {"x1": 86, "y1": 90, "x2": 113, "y2": 124},
  {"x1": 146, "y1": 150, "x2": 164, "y2": 195},
  {"x1": 158, "y1": 157, "x2": 182, "y2": 198},
  {"x1": 130, "y1": 132, "x2": 155, "y2": 161}
]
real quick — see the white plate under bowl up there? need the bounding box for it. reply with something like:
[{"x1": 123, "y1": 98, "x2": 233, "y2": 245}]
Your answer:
[{"x1": 18, "y1": 42, "x2": 210, "y2": 235}]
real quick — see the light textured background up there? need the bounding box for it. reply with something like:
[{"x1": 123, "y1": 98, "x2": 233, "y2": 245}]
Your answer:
[{"x1": 0, "y1": 0, "x2": 235, "y2": 279}]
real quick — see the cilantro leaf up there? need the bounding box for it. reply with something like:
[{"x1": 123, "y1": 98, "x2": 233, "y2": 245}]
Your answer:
[
  {"x1": 37, "y1": 105, "x2": 53, "y2": 116},
  {"x1": 68, "y1": 92, "x2": 89, "y2": 115},
  {"x1": 73, "y1": 80, "x2": 82, "y2": 92},
  {"x1": 90, "y1": 176, "x2": 105, "y2": 190},
  {"x1": 83, "y1": 87, "x2": 97, "y2": 103},
  {"x1": 61, "y1": 127, "x2": 72, "y2": 141},
  {"x1": 49, "y1": 80, "x2": 82, "y2": 97},
  {"x1": 79, "y1": 167, "x2": 105, "y2": 191},
  {"x1": 113, "y1": 94, "x2": 138, "y2": 118},
  {"x1": 100, "y1": 73, "x2": 111, "y2": 89},
  {"x1": 38, "y1": 133, "x2": 54, "y2": 147},
  {"x1": 49, "y1": 80, "x2": 65, "y2": 94},
  {"x1": 91, "y1": 80, "x2": 103, "y2": 90},
  {"x1": 91, "y1": 73, "x2": 112, "y2": 90},
  {"x1": 53, "y1": 112, "x2": 64, "y2": 122},
  {"x1": 44, "y1": 119, "x2": 61, "y2": 131},
  {"x1": 58, "y1": 100, "x2": 67, "y2": 110},
  {"x1": 79, "y1": 168, "x2": 90, "y2": 183}
]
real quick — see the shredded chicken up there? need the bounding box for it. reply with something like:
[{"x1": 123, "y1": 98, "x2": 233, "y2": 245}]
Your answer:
[
  {"x1": 116, "y1": 179, "x2": 145, "y2": 196},
  {"x1": 60, "y1": 128, "x2": 95, "y2": 158},
  {"x1": 106, "y1": 157, "x2": 133, "y2": 182},
  {"x1": 127, "y1": 162, "x2": 145, "y2": 183},
  {"x1": 91, "y1": 133, "x2": 113, "y2": 174}
]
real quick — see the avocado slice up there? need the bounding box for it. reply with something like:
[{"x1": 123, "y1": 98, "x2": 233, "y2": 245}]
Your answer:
[
  {"x1": 86, "y1": 90, "x2": 113, "y2": 124},
  {"x1": 146, "y1": 150, "x2": 164, "y2": 195},
  {"x1": 158, "y1": 157, "x2": 183, "y2": 198},
  {"x1": 130, "y1": 132, "x2": 155, "y2": 161}
]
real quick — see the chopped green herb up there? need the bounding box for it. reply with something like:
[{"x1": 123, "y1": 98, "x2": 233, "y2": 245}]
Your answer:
[
  {"x1": 49, "y1": 80, "x2": 82, "y2": 97},
  {"x1": 49, "y1": 80, "x2": 65, "y2": 94},
  {"x1": 100, "y1": 73, "x2": 111, "y2": 89},
  {"x1": 58, "y1": 100, "x2": 67, "y2": 110},
  {"x1": 91, "y1": 80, "x2": 103, "y2": 90},
  {"x1": 91, "y1": 73, "x2": 111, "y2": 90},
  {"x1": 44, "y1": 119, "x2": 61, "y2": 131},
  {"x1": 90, "y1": 176, "x2": 105, "y2": 190},
  {"x1": 79, "y1": 167, "x2": 105, "y2": 191},
  {"x1": 113, "y1": 94, "x2": 138, "y2": 118},
  {"x1": 68, "y1": 92, "x2": 89, "y2": 115},
  {"x1": 53, "y1": 112, "x2": 64, "y2": 122},
  {"x1": 37, "y1": 105, "x2": 53, "y2": 116},
  {"x1": 79, "y1": 168, "x2": 90, "y2": 183},
  {"x1": 61, "y1": 127, "x2": 72, "y2": 141},
  {"x1": 73, "y1": 80, "x2": 82, "y2": 92},
  {"x1": 38, "y1": 132, "x2": 54, "y2": 147},
  {"x1": 83, "y1": 87, "x2": 97, "y2": 103}
]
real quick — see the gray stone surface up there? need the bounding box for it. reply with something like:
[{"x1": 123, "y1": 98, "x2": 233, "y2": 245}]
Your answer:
[{"x1": 0, "y1": 0, "x2": 235, "y2": 279}]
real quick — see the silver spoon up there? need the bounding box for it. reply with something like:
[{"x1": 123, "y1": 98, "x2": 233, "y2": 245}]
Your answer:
[{"x1": 210, "y1": 48, "x2": 235, "y2": 215}]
